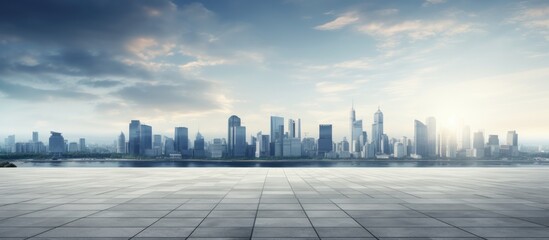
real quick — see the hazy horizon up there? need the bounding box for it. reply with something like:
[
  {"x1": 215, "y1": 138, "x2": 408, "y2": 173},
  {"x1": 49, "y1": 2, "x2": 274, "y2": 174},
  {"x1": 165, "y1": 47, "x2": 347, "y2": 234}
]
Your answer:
[{"x1": 1, "y1": 0, "x2": 548, "y2": 145}]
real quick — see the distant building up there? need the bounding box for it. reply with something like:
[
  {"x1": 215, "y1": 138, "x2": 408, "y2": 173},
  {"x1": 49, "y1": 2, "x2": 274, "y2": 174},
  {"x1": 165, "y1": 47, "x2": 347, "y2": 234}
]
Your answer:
[
  {"x1": 68, "y1": 142, "x2": 78, "y2": 152},
  {"x1": 487, "y1": 134, "x2": 500, "y2": 158},
  {"x1": 4, "y1": 135, "x2": 15, "y2": 153},
  {"x1": 507, "y1": 130, "x2": 518, "y2": 146},
  {"x1": 371, "y1": 108, "x2": 384, "y2": 154},
  {"x1": 461, "y1": 125, "x2": 471, "y2": 150},
  {"x1": 163, "y1": 137, "x2": 175, "y2": 155},
  {"x1": 174, "y1": 127, "x2": 189, "y2": 154},
  {"x1": 283, "y1": 138, "x2": 301, "y2": 157},
  {"x1": 193, "y1": 131, "x2": 205, "y2": 158},
  {"x1": 209, "y1": 138, "x2": 225, "y2": 158},
  {"x1": 288, "y1": 119, "x2": 296, "y2": 138},
  {"x1": 153, "y1": 134, "x2": 162, "y2": 156},
  {"x1": 473, "y1": 131, "x2": 485, "y2": 158},
  {"x1": 32, "y1": 132, "x2": 39, "y2": 143},
  {"x1": 117, "y1": 132, "x2": 126, "y2": 154},
  {"x1": 79, "y1": 138, "x2": 86, "y2": 152},
  {"x1": 426, "y1": 117, "x2": 436, "y2": 157},
  {"x1": 394, "y1": 142, "x2": 406, "y2": 158},
  {"x1": 413, "y1": 120, "x2": 428, "y2": 158},
  {"x1": 302, "y1": 137, "x2": 316, "y2": 157},
  {"x1": 255, "y1": 132, "x2": 270, "y2": 158},
  {"x1": 140, "y1": 124, "x2": 152, "y2": 155},
  {"x1": 318, "y1": 124, "x2": 333, "y2": 156},
  {"x1": 128, "y1": 120, "x2": 141, "y2": 155},
  {"x1": 270, "y1": 116, "x2": 284, "y2": 156},
  {"x1": 48, "y1": 131, "x2": 65, "y2": 154},
  {"x1": 227, "y1": 115, "x2": 241, "y2": 157}
]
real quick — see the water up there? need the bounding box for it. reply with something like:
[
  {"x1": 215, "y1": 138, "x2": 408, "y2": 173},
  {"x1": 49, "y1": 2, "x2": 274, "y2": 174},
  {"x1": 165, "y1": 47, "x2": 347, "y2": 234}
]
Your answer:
[{"x1": 10, "y1": 159, "x2": 549, "y2": 167}]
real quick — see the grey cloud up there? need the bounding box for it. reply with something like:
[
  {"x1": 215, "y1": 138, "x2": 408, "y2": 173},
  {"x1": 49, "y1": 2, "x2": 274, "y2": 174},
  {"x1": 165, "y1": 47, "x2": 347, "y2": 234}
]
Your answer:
[
  {"x1": 79, "y1": 79, "x2": 123, "y2": 88},
  {"x1": 0, "y1": 79, "x2": 96, "y2": 101}
]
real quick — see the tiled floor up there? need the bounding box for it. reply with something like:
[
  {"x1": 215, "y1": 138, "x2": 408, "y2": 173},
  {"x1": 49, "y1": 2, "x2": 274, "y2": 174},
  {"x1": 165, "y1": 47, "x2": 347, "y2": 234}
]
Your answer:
[{"x1": 0, "y1": 167, "x2": 549, "y2": 239}]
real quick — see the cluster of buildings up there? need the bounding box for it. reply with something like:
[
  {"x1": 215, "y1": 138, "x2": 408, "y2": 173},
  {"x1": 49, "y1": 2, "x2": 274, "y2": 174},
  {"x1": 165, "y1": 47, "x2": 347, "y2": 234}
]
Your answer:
[{"x1": 2, "y1": 105, "x2": 524, "y2": 159}]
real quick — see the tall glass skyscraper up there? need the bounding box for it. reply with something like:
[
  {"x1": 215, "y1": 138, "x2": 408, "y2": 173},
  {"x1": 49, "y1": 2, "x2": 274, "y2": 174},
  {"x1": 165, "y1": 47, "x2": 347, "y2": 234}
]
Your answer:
[
  {"x1": 318, "y1": 124, "x2": 333, "y2": 156},
  {"x1": 413, "y1": 120, "x2": 428, "y2": 157},
  {"x1": 371, "y1": 108, "x2": 384, "y2": 154},
  {"x1": 140, "y1": 124, "x2": 152, "y2": 154},
  {"x1": 228, "y1": 115, "x2": 241, "y2": 157},
  {"x1": 174, "y1": 127, "x2": 189, "y2": 153},
  {"x1": 129, "y1": 120, "x2": 141, "y2": 155},
  {"x1": 426, "y1": 117, "x2": 436, "y2": 157},
  {"x1": 117, "y1": 132, "x2": 126, "y2": 154},
  {"x1": 270, "y1": 116, "x2": 284, "y2": 156}
]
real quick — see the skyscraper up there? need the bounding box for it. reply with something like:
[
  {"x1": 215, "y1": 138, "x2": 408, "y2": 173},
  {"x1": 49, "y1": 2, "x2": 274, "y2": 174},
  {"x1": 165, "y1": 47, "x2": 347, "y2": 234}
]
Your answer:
[
  {"x1": 227, "y1": 115, "x2": 241, "y2": 156},
  {"x1": 234, "y1": 126, "x2": 246, "y2": 157},
  {"x1": 48, "y1": 131, "x2": 65, "y2": 154},
  {"x1": 140, "y1": 125, "x2": 152, "y2": 155},
  {"x1": 351, "y1": 120, "x2": 363, "y2": 153},
  {"x1": 288, "y1": 119, "x2": 296, "y2": 138},
  {"x1": 193, "y1": 131, "x2": 205, "y2": 158},
  {"x1": 128, "y1": 120, "x2": 141, "y2": 155},
  {"x1": 318, "y1": 124, "x2": 333, "y2": 156},
  {"x1": 507, "y1": 130, "x2": 518, "y2": 146},
  {"x1": 297, "y1": 119, "x2": 301, "y2": 140},
  {"x1": 117, "y1": 132, "x2": 126, "y2": 154},
  {"x1": 371, "y1": 107, "x2": 384, "y2": 153},
  {"x1": 413, "y1": 120, "x2": 428, "y2": 158},
  {"x1": 79, "y1": 138, "x2": 86, "y2": 152},
  {"x1": 270, "y1": 116, "x2": 284, "y2": 156},
  {"x1": 174, "y1": 127, "x2": 189, "y2": 153},
  {"x1": 153, "y1": 134, "x2": 162, "y2": 155},
  {"x1": 350, "y1": 104, "x2": 356, "y2": 145},
  {"x1": 255, "y1": 132, "x2": 270, "y2": 158},
  {"x1": 32, "y1": 131, "x2": 38, "y2": 143},
  {"x1": 473, "y1": 131, "x2": 485, "y2": 158},
  {"x1": 426, "y1": 117, "x2": 436, "y2": 157}
]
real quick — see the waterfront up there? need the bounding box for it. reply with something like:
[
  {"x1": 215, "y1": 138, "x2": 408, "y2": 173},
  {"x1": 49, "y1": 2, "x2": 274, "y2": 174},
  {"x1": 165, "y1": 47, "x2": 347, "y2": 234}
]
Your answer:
[{"x1": 10, "y1": 158, "x2": 549, "y2": 167}]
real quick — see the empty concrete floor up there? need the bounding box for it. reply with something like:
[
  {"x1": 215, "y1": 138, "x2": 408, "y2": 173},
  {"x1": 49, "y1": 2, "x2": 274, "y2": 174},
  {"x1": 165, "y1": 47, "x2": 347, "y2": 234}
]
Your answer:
[{"x1": 1, "y1": 167, "x2": 549, "y2": 239}]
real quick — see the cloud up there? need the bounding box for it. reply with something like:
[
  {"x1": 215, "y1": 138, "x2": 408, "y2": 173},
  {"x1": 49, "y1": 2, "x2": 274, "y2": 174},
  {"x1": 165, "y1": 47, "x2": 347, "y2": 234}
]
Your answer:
[
  {"x1": 78, "y1": 79, "x2": 123, "y2": 88},
  {"x1": 358, "y1": 20, "x2": 472, "y2": 40},
  {"x1": 315, "y1": 81, "x2": 354, "y2": 93},
  {"x1": 314, "y1": 12, "x2": 359, "y2": 30},
  {"x1": 423, "y1": 0, "x2": 446, "y2": 6},
  {"x1": 510, "y1": 6, "x2": 549, "y2": 40},
  {"x1": 0, "y1": 79, "x2": 96, "y2": 101}
]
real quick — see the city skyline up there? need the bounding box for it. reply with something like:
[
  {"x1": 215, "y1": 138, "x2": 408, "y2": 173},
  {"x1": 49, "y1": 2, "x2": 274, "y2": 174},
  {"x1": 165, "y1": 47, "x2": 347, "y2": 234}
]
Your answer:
[{"x1": 0, "y1": 0, "x2": 548, "y2": 144}]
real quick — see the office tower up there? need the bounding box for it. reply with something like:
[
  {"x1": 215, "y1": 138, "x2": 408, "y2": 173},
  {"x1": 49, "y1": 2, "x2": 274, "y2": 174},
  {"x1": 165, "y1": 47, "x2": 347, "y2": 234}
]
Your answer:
[
  {"x1": 193, "y1": 131, "x2": 205, "y2": 158},
  {"x1": 426, "y1": 117, "x2": 436, "y2": 157},
  {"x1": 487, "y1": 134, "x2": 500, "y2": 157},
  {"x1": 349, "y1": 104, "x2": 356, "y2": 148},
  {"x1": 297, "y1": 119, "x2": 301, "y2": 140},
  {"x1": 446, "y1": 131, "x2": 457, "y2": 158},
  {"x1": 461, "y1": 125, "x2": 471, "y2": 150},
  {"x1": 129, "y1": 120, "x2": 141, "y2": 155},
  {"x1": 48, "y1": 131, "x2": 65, "y2": 154},
  {"x1": 174, "y1": 127, "x2": 189, "y2": 153},
  {"x1": 68, "y1": 142, "x2": 78, "y2": 152},
  {"x1": 360, "y1": 131, "x2": 368, "y2": 147},
  {"x1": 79, "y1": 138, "x2": 86, "y2": 152},
  {"x1": 318, "y1": 124, "x2": 333, "y2": 156},
  {"x1": 270, "y1": 116, "x2": 284, "y2": 156},
  {"x1": 351, "y1": 120, "x2": 363, "y2": 152},
  {"x1": 32, "y1": 132, "x2": 38, "y2": 143},
  {"x1": 255, "y1": 132, "x2": 270, "y2": 158},
  {"x1": 394, "y1": 142, "x2": 405, "y2": 158},
  {"x1": 117, "y1": 132, "x2": 126, "y2": 153},
  {"x1": 227, "y1": 115, "x2": 241, "y2": 156},
  {"x1": 288, "y1": 119, "x2": 296, "y2": 138},
  {"x1": 473, "y1": 131, "x2": 485, "y2": 158},
  {"x1": 234, "y1": 126, "x2": 246, "y2": 157},
  {"x1": 438, "y1": 129, "x2": 448, "y2": 158},
  {"x1": 301, "y1": 138, "x2": 316, "y2": 157},
  {"x1": 381, "y1": 134, "x2": 390, "y2": 154},
  {"x1": 372, "y1": 107, "x2": 384, "y2": 153},
  {"x1": 4, "y1": 135, "x2": 15, "y2": 153},
  {"x1": 209, "y1": 138, "x2": 224, "y2": 158},
  {"x1": 413, "y1": 120, "x2": 428, "y2": 158},
  {"x1": 163, "y1": 136, "x2": 175, "y2": 154},
  {"x1": 139, "y1": 124, "x2": 152, "y2": 155},
  {"x1": 507, "y1": 131, "x2": 518, "y2": 146},
  {"x1": 153, "y1": 134, "x2": 162, "y2": 155},
  {"x1": 283, "y1": 138, "x2": 302, "y2": 157}
]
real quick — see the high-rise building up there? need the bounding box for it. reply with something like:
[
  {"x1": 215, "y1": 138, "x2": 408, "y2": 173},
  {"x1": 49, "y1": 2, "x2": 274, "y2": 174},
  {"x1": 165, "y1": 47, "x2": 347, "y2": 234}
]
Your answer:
[
  {"x1": 128, "y1": 120, "x2": 141, "y2": 155},
  {"x1": 318, "y1": 124, "x2": 333, "y2": 156},
  {"x1": 209, "y1": 138, "x2": 224, "y2": 158},
  {"x1": 350, "y1": 104, "x2": 356, "y2": 147},
  {"x1": 174, "y1": 127, "x2": 189, "y2": 153},
  {"x1": 117, "y1": 132, "x2": 126, "y2": 154},
  {"x1": 4, "y1": 135, "x2": 15, "y2": 153},
  {"x1": 163, "y1": 136, "x2": 175, "y2": 154},
  {"x1": 255, "y1": 132, "x2": 270, "y2": 158},
  {"x1": 438, "y1": 129, "x2": 447, "y2": 158},
  {"x1": 270, "y1": 116, "x2": 284, "y2": 156},
  {"x1": 507, "y1": 131, "x2": 518, "y2": 146},
  {"x1": 372, "y1": 108, "x2": 384, "y2": 153},
  {"x1": 193, "y1": 131, "x2": 205, "y2": 158},
  {"x1": 227, "y1": 115, "x2": 241, "y2": 156},
  {"x1": 297, "y1": 119, "x2": 301, "y2": 140},
  {"x1": 413, "y1": 120, "x2": 428, "y2": 158},
  {"x1": 152, "y1": 134, "x2": 162, "y2": 155},
  {"x1": 351, "y1": 120, "x2": 363, "y2": 153},
  {"x1": 68, "y1": 142, "x2": 78, "y2": 152},
  {"x1": 473, "y1": 131, "x2": 485, "y2": 158},
  {"x1": 401, "y1": 136, "x2": 408, "y2": 156},
  {"x1": 487, "y1": 134, "x2": 500, "y2": 157},
  {"x1": 461, "y1": 125, "x2": 471, "y2": 150},
  {"x1": 140, "y1": 124, "x2": 152, "y2": 155},
  {"x1": 283, "y1": 138, "x2": 302, "y2": 157},
  {"x1": 79, "y1": 138, "x2": 86, "y2": 152},
  {"x1": 288, "y1": 119, "x2": 296, "y2": 138},
  {"x1": 446, "y1": 131, "x2": 457, "y2": 158},
  {"x1": 48, "y1": 131, "x2": 65, "y2": 154},
  {"x1": 234, "y1": 126, "x2": 246, "y2": 157},
  {"x1": 394, "y1": 142, "x2": 406, "y2": 158},
  {"x1": 32, "y1": 131, "x2": 38, "y2": 143},
  {"x1": 426, "y1": 117, "x2": 436, "y2": 157}
]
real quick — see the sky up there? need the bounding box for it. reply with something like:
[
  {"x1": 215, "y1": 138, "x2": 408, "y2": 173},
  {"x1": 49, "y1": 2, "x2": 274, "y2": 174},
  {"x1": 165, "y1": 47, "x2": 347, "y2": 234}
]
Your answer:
[{"x1": 0, "y1": 0, "x2": 548, "y2": 145}]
